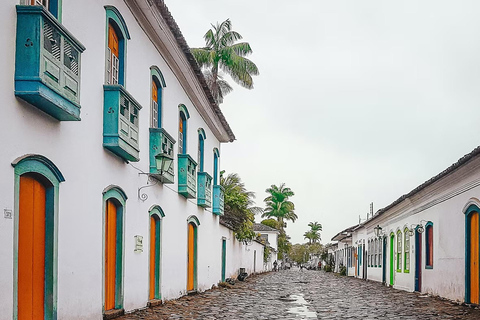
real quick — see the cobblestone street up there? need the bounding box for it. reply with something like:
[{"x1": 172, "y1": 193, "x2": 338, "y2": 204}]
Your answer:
[{"x1": 119, "y1": 269, "x2": 480, "y2": 319}]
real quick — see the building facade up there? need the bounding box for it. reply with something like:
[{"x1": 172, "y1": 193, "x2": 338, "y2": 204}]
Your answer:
[
  {"x1": 331, "y1": 147, "x2": 480, "y2": 304},
  {"x1": 0, "y1": 1, "x2": 267, "y2": 319}
]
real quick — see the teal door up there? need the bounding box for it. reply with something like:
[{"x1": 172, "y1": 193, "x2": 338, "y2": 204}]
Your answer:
[
  {"x1": 390, "y1": 234, "x2": 394, "y2": 286},
  {"x1": 221, "y1": 239, "x2": 226, "y2": 282}
]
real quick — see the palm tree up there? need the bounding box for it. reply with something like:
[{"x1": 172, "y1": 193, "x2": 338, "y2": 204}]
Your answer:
[
  {"x1": 262, "y1": 183, "x2": 297, "y2": 232},
  {"x1": 308, "y1": 221, "x2": 322, "y2": 232},
  {"x1": 191, "y1": 19, "x2": 259, "y2": 104}
]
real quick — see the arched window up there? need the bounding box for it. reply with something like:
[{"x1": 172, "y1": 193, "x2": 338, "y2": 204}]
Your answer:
[
  {"x1": 178, "y1": 105, "x2": 190, "y2": 154},
  {"x1": 425, "y1": 222, "x2": 433, "y2": 268},
  {"x1": 30, "y1": 0, "x2": 61, "y2": 20},
  {"x1": 198, "y1": 129, "x2": 206, "y2": 172},
  {"x1": 12, "y1": 155, "x2": 64, "y2": 320},
  {"x1": 213, "y1": 148, "x2": 219, "y2": 185},
  {"x1": 150, "y1": 67, "x2": 166, "y2": 128},
  {"x1": 105, "y1": 6, "x2": 130, "y2": 86},
  {"x1": 149, "y1": 206, "x2": 164, "y2": 301},
  {"x1": 368, "y1": 240, "x2": 371, "y2": 267},
  {"x1": 378, "y1": 237, "x2": 382, "y2": 267},
  {"x1": 397, "y1": 230, "x2": 402, "y2": 272},
  {"x1": 103, "y1": 186, "x2": 127, "y2": 312},
  {"x1": 404, "y1": 228, "x2": 410, "y2": 272}
]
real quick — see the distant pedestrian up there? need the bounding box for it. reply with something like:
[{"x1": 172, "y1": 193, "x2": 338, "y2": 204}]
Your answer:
[{"x1": 273, "y1": 260, "x2": 278, "y2": 271}]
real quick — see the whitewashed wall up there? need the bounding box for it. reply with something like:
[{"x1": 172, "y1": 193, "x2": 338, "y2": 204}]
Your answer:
[
  {"x1": 0, "y1": 0, "x2": 251, "y2": 319},
  {"x1": 342, "y1": 155, "x2": 480, "y2": 303}
]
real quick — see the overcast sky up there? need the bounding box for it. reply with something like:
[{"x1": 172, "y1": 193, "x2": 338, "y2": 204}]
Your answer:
[{"x1": 166, "y1": 0, "x2": 480, "y2": 244}]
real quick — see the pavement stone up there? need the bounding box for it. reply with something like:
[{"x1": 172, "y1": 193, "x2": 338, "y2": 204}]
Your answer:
[{"x1": 117, "y1": 268, "x2": 480, "y2": 319}]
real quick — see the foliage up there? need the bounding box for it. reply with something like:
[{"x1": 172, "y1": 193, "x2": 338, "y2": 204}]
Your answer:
[
  {"x1": 339, "y1": 265, "x2": 347, "y2": 276},
  {"x1": 277, "y1": 232, "x2": 291, "y2": 260},
  {"x1": 324, "y1": 265, "x2": 332, "y2": 272},
  {"x1": 263, "y1": 246, "x2": 271, "y2": 263},
  {"x1": 262, "y1": 183, "x2": 296, "y2": 260},
  {"x1": 191, "y1": 19, "x2": 259, "y2": 104},
  {"x1": 304, "y1": 221, "x2": 322, "y2": 244},
  {"x1": 260, "y1": 218, "x2": 280, "y2": 230},
  {"x1": 289, "y1": 244, "x2": 310, "y2": 265},
  {"x1": 262, "y1": 183, "x2": 297, "y2": 231},
  {"x1": 220, "y1": 172, "x2": 262, "y2": 243},
  {"x1": 306, "y1": 242, "x2": 323, "y2": 255}
]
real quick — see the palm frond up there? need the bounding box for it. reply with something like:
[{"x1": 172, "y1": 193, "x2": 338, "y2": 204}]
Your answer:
[{"x1": 230, "y1": 42, "x2": 253, "y2": 56}]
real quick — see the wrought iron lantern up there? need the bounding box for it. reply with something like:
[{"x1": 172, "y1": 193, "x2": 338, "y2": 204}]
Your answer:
[
  {"x1": 374, "y1": 225, "x2": 382, "y2": 237},
  {"x1": 155, "y1": 152, "x2": 173, "y2": 175}
]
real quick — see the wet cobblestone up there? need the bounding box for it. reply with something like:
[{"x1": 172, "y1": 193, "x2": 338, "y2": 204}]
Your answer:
[{"x1": 118, "y1": 269, "x2": 480, "y2": 319}]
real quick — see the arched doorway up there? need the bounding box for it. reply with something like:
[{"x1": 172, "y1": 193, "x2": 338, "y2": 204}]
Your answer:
[
  {"x1": 415, "y1": 226, "x2": 423, "y2": 292},
  {"x1": 390, "y1": 233, "x2": 395, "y2": 286},
  {"x1": 103, "y1": 187, "x2": 126, "y2": 312},
  {"x1": 466, "y1": 205, "x2": 480, "y2": 304},
  {"x1": 13, "y1": 155, "x2": 64, "y2": 320},
  {"x1": 149, "y1": 206, "x2": 164, "y2": 301},
  {"x1": 18, "y1": 174, "x2": 49, "y2": 320},
  {"x1": 187, "y1": 216, "x2": 199, "y2": 292}
]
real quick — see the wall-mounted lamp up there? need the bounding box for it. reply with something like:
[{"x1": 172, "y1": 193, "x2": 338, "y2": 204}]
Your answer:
[
  {"x1": 374, "y1": 225, "x2": 383, "y2": 237},
  {"x1": 408, "y1": 223, "x2": 425, "y2": 236},
  {"x1": 155, "y1": 152, "x2": 173, "y2": 175}
]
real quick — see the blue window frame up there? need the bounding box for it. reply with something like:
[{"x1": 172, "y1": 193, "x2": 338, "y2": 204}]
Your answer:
[
  {"x1": 150, "y1": 66, "x2": 166, "y2": 128},
  {"x1": 105, "y1": 6, "x2": 130, "y2": 86},
  {"x1": 213, "y1": 148, "x2": 219, "y2": 185},
  {"x1": 178, "y1": 105, "x2": 190, "y2": 154},
  {"x1": 198, "y1": 129, "x2": 206, "y2": 172}
]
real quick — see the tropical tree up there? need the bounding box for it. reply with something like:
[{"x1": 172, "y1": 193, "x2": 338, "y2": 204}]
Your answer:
[
  {"x1": 191, "y1": 19, "x2": 259, "y2": 104},
  {"x1": 303, "y1": 230, "x2": 320, "y2": 245},
  {"x1": 308, "y1": 221, "x2": 322, "y2": 232},
  {"x1": 220, "y1": 172, "x2": 262, "y2": 243},
  {"x1": 260, "y1": 218, "x2": 280, "y2": 230},
  {"x1": 261, "y1": 183, "x2": 297, "y2": 232},
  {"x1": 304, "y1": 221, "x2": 322, "y2": 244}
]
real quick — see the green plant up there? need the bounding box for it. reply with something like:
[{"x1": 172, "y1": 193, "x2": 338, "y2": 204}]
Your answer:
[
  {"x1": 324, "y1": 265, "x2": 332, "y2": 272},
  {"x1": 263, "y1": 246, "x2": 271, "y2": 263},
  {"x1": 339, "y1": 265, "x2": 347, "y2": 276}
]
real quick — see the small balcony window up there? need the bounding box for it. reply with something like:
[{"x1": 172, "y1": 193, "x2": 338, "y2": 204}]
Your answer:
[
  {"x1": 103, "y1": 85, "x2": 142, "y2": 161},
  {"x1": 197, "y1": 172, "x2": 212, "y2": 208},
  {"x1": 178, "y1": 154, "x2": 197, "y2": 198},
  {"x1": 15, "y1": 5, "x2": 85, "y2": 121},
  {"x1": 212, "y1": 185, "x2": 224, "y2": 215}
]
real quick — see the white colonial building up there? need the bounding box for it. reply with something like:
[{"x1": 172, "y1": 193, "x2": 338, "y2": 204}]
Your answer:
[
  {"x1": 0, "y1": 1, "x2": 268, "y2": 319},
  {"x1": 253, "y1": 223, "x2": 280, "y2": 269},
  {"x1": 331, "y1": 146, "x2": 480, "y2": 304}
]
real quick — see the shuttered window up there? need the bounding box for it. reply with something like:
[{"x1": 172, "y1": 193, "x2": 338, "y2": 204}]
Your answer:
[
  {"x1": 426, "y1": 223, "x2": 433, "y2": 268},
  {"x1": 397, "y1": 231, "x2": 402, "y2": 272},
  {"x1": 151, "y1": 80, "x2": 159, "y2": 128},
  {"x1": 107, "y1": 23, "x2": 119, "y2": 85}
]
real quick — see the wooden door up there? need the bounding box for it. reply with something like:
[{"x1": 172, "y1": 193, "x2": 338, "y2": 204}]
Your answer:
[
  {"x1": 105, "y1": 200, "x2": 117, "y2": 310},
  {"x1": 390, "y1": 234, "x2": 394, "y2": 286},
  {"x1": 415, "y1": 229, "x2": 423, "y2": 292},
  {"x1": 149, "y1": 216, "x2": 160, "y2": 300},
  {"x1": 187, "y1": 223, "x2": 195, "y2": 291},
  {"x1": 471, "y1": 212, "x2": 479, "y2": 304},
  {"x1": 221, "y1": 239, "x2": 226, "y2": 282},
  {"x1": 18, "y1": 175, "x2": 46, "y2": 320}
]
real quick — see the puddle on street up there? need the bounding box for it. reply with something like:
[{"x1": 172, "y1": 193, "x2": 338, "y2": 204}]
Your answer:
[{"x1": 284, "y1": 294, "x2": 317, "y2": 319}]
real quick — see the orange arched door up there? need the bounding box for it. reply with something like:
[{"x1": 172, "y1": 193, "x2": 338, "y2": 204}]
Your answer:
[
  {"x1": 470, "y1": 212, "x2": 479, "y2": 304},
  {"x1": 187, "y1": 223, "x2": 195, "y2": 291},
  {"x1": 149, "y1": 215, "x2": 160, "y2": 300},
  {"x1": 105, "y1": 200, "x2": 117, "y2": 310},
  {"x1": 18, "y1": 175, "x2": 46, "y2": 320}
]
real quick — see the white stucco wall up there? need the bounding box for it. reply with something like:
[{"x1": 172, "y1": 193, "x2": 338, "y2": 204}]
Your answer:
[
  {"x1": 0, "y1": 1, "x2": 255, "y2": 319},
  {"x1": 343, "y1": 155, "x2": 480, "y2": 303}
]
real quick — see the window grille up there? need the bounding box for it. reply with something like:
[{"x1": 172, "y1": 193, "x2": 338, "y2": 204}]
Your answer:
[
  {"x1": 404, "y1": 229, "x2": 410, "y2": 272},
  {"x1": 397, "y1": 231, "x2": 402, "y2": 271},
  {"x1": 43, "y1": 21, "x2": 61, "y2": 61},
  {"x1": 63, "y1": 40, "x2": 79, "y2": 75}
]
